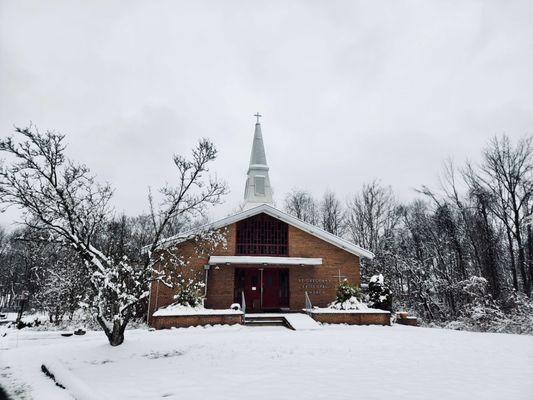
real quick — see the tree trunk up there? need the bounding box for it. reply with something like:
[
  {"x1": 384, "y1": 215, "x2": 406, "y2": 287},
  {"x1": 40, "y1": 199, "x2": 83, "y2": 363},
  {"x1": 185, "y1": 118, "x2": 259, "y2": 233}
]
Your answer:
[
  {"x1": 479, "y1": 203, "x2": 500, "y2": 297},
  {"x1": 511, "y1": 197, "x2": 530, "y2": 294},
  {"x1": 109, "y1": 321, "x2": 126, "y2": 347},
  {"x1": 506, "y1": 228, "x2": 518, "y2": 290},
  {"x1": 16, "y1": 299, "x2": 26, "y2": 323},
  {"x1": 517, "y1": 244, "x2": 530, "y2": 295},
  {"x1": 97, "y1": 316, "x2": 128, "y2": 346}
]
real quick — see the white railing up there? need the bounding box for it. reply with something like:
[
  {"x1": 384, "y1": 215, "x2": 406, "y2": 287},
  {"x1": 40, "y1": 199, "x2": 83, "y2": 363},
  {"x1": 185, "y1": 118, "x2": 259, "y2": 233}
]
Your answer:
[
  {"x1": 304, "y1": 291, "x2": 312, "y2": 316},
  {"x1": 241, "y1": 291, "x2": 246, "y2": 314}
]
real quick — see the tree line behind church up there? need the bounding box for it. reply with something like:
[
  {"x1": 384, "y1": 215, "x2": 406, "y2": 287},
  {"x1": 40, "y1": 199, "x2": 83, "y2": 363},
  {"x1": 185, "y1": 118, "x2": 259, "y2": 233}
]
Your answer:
[{"x1": 284, "y1": 134, "x2": 533, "y2": 334}]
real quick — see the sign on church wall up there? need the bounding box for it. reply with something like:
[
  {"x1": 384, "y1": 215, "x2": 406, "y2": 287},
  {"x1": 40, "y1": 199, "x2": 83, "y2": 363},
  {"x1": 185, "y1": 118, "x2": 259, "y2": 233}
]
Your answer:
[{"x1": 298, "y1": 277, "x2": 332, "y2": 296}]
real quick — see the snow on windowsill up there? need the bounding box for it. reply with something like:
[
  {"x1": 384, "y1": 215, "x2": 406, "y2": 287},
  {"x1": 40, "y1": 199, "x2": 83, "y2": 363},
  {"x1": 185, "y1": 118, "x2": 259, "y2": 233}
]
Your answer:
[{"x1": 153, "y1": 305, "x2": 243, "y2": 317}]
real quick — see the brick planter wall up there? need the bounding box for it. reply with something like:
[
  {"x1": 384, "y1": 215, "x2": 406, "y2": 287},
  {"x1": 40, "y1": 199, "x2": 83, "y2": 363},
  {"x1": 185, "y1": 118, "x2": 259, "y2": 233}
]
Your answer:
[
  {"x1": 396, "y1": 316, "x2": 418, "y2": 326},
  {"x1": 310, "y1": 311, "x2": 391, "y2": 326},
  {"x1": 152, "y1": 313, "x2": 244, "y2": 330}
]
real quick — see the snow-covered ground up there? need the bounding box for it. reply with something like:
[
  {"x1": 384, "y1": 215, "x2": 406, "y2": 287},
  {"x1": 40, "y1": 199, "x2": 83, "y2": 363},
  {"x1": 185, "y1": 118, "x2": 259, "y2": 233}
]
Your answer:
[{"x1": 1, "y1": 324, "x2": 532, "y2": 400}]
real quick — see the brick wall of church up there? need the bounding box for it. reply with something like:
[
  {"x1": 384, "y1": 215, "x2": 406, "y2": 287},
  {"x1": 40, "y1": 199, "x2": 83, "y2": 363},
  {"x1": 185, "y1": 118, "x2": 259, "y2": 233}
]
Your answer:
[
  {"x1": 203, "y1": 223, "x2": 237, "y2": 309},
  {"x1": 147, "y1": 224, "x2": 237, "y2": 324},
  {"x1": 287, "y1": 224, "x2": 360, "y2": 310},
  {"x1": 148, "y1": 218, "x2": 361, "y2": 323}
]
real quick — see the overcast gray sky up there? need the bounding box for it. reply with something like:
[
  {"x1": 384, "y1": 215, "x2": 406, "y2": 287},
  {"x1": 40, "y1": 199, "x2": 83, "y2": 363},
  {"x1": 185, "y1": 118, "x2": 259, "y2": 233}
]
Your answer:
[{"x1": 1, "y1": 0, "x2": 532, "y2": 228}]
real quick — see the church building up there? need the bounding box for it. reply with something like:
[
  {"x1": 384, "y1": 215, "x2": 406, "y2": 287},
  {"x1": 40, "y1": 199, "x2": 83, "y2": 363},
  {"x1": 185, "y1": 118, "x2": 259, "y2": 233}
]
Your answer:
[{"x1": 147, "y1": 117, "x2": 375, "y2": 326}]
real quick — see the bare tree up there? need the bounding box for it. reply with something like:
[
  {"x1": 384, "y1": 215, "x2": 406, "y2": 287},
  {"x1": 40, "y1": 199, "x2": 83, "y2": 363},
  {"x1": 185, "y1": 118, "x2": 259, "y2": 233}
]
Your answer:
[
  {"x1": 0, "y1": 126, "x2": 226, "y2": 345},
  {"x1": 467, "y1": 185, "x2": 504, "y2": 297},
  {"x1": 467, "y1": 135, "x2": 533, "y2": 295},
  {"x1": 345, "y1": 180, "x2": 398, "y2": 253},
  {"x1": 320, "y1": 191, "x2": 344, "y2": 235},
  {"x1": 284, "y1": 189, "x2": 319, "y2": 225}
]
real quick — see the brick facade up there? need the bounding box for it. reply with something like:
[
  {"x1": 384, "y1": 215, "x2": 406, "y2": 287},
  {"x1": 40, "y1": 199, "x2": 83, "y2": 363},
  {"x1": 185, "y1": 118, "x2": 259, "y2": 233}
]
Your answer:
[
  {"x1": 287, "y1": 224, "x2": 360, "y2": 310},
  {"x1": 148, "y1": 213, "x2": 361, "y2": 324},
  {"x1": 310, "y1": 312, "x2": 391, "y2": 326}
]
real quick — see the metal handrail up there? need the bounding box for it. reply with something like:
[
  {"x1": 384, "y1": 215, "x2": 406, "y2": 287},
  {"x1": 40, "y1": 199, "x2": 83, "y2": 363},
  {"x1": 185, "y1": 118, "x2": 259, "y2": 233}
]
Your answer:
[
  {"x1": 304, "y1": 291, "x2": 312, "y2": 316},
  {"x1": 241, "y1": 291, "x2": 246, "y2": 314}
]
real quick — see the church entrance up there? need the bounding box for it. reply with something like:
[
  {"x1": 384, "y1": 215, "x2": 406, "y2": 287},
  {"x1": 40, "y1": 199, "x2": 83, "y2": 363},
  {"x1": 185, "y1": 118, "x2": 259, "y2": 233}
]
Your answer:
[{"x1": 234, "y1": 268, "x2": 289, "y2": 312}]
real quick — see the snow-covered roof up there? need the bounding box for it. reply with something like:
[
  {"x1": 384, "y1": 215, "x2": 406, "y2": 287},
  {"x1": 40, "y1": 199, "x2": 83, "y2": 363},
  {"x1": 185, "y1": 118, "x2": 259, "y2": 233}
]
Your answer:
[
  {"x1": 156, "y1": 203, "x2": 375, "y2": 259},
  {"x1": 208, "y1": 256, "x2": 323, "y2": 266}
]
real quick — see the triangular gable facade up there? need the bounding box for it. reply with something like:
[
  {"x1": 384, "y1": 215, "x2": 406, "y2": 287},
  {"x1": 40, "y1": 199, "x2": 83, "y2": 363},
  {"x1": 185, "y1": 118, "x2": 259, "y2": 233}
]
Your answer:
[{"x1": 156, "y1": 203, "x2": 374, "y2": 260}]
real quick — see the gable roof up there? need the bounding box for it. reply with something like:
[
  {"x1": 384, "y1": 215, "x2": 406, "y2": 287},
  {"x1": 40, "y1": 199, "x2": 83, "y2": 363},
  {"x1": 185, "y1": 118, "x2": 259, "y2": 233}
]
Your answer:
[{"x1": 156, "y1": 203, "x2": 374, "y2": 259}]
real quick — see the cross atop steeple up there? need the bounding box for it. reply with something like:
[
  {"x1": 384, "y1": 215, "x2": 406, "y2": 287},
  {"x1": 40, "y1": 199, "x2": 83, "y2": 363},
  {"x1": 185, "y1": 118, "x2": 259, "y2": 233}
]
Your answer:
[{"x1": 254, "y1": 112, "x2": 262, "y2": 124}]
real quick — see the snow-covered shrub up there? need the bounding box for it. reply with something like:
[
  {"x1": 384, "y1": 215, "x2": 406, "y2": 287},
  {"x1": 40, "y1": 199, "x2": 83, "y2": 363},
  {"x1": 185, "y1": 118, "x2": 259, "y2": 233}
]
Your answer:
[
  {"x1": 329, "y1": 280, "x2": 367, "y2": 310},
  {"x1": 461, "y1": 276, "x2": 489, "y2": 298},
  {"x1": 172, "y1": 276, "x2": 205, "y2": 308},
  {"x1": 335, "y1": 279, "x2": 362, "y2": 302},
  {"x1": 16, "y1": 309, "x2": 93, "y2": 331},
  {"x1": 16, "y1": 318, "x2": 41, "y2": 330},
  {"x1": 329, "y1": 296, "x2": 369, "y2": 311},
  {"x1": 444, "y1": 287, "x2": 533, "y2": 335},
  {"x1": 367, "y1": 274, "x2": 392, "y2": 311},
  {"x1": 423, "y1": 277, "x2": 533, "y2": 335}
]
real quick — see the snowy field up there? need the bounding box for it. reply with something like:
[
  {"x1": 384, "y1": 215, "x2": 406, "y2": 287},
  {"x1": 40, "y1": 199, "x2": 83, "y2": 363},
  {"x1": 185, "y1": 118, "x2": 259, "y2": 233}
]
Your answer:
[{"x1": 1, "y1": 324, "x2": 532, "y2": 400}]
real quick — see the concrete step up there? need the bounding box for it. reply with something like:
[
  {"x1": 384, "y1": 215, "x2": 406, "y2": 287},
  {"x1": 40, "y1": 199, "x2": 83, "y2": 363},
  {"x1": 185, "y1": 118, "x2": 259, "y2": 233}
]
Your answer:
[
  {"x1": 244, "y1": 316, "x2": 290, "y2": 328},
  {"x1": 245, "y1": 320, "x2": 287, "y2": 327},
  {"x1": 243, "y1": 313, "x2": 321, "y2": 330},
  {"x1": 245, "y1": 318, "x2": 284, "y2": 323},
  {"x1": 245, "y1": 316, "x2": 285, "y2": 322}
]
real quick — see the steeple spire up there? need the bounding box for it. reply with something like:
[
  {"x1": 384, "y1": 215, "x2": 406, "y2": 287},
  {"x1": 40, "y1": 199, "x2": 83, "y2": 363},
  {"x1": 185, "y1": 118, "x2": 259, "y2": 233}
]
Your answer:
[{"x1": 244, "y1": 114, "x2": 273, "y2": 209}]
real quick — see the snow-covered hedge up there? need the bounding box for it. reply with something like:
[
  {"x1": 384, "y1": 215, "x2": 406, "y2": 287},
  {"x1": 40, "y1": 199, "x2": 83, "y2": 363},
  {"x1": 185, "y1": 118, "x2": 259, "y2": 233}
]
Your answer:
[
  {"x1": 329, "y1": 280, "x2": 368, "y2": 310},
  {"x1": 10, "y1": 310, "x2": 147, "y2": 332},
  {"x1": 441, "y1": 289, "x2": 533, "y2": 335},
  {"x1": 328, "y1": 296, "x2": 369, "y2": 311}
]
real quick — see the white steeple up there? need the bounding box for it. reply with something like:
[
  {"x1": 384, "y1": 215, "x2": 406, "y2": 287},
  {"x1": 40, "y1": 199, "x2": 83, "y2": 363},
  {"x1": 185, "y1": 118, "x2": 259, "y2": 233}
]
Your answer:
[{"x1": 243, "y1": 113, "x2": 273, "y2": 209}]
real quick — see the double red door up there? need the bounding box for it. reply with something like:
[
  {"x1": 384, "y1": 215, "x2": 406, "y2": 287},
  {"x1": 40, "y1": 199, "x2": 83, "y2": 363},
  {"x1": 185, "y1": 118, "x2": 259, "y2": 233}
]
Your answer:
[{"x1": 235, "y1": 268, "x2": 289, "y2": 312}]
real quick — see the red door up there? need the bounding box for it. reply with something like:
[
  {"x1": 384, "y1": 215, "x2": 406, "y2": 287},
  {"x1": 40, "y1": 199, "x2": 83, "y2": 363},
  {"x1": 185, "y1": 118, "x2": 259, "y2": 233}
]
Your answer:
[
  {"x1": 242, "y1": 269, "x2": 261, "y2": 312},
  {"x1": 235, "y1": 268, "x2": 289, "y2": 312},
  {"x1": 262, "y1": 269, "x2": 280, "y2": 309}
]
